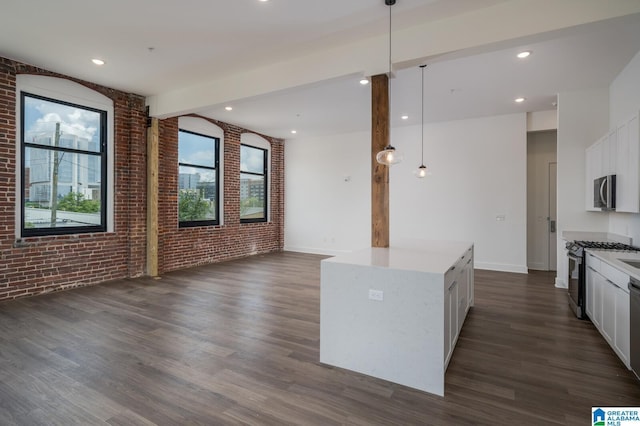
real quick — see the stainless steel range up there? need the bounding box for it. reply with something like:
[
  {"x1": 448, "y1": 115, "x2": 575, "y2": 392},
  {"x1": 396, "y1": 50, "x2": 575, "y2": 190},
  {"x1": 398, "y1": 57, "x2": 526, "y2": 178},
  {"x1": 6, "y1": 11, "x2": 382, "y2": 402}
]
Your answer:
[{"x1": 566, "y1": 240, "x2": 640, "y2": 319}]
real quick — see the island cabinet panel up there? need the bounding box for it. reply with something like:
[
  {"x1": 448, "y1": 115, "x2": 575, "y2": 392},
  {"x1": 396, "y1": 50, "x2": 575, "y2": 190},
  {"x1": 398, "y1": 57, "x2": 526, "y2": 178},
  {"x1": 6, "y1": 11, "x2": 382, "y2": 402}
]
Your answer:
[
  {"x1": 320, "y1": 241, "x2": 474, "y2": 396},
  {"x1": 445, "y1": 279, "x2": 458, "y2": 367}
]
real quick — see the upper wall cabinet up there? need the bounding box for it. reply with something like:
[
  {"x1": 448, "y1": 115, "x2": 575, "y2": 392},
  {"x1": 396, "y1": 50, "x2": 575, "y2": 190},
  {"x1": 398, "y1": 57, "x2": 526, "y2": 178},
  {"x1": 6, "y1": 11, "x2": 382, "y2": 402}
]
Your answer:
[
  {"x1": 615, "y1": 112, "x2": 640, "y2": 213},
  {"x1": 586, "y1": 111, "x2": 640, "y2": 213}
]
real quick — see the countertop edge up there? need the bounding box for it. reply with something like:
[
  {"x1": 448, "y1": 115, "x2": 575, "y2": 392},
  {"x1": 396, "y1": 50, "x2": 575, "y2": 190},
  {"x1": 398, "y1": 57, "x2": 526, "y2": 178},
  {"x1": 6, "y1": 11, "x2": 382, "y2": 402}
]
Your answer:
[
  {"x1": 322, "y1": 241, "x2": 474, "y2": 274},
  {"x1": 585, "y1": 249, "x2": 640, "y2": 283}
]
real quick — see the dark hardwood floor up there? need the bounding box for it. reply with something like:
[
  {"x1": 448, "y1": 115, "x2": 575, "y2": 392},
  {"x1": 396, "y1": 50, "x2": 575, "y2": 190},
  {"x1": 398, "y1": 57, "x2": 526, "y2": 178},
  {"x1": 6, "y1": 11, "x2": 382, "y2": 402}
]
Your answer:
[{"x1": 0, "y1": 251, "x2": 638, "y2": 425}]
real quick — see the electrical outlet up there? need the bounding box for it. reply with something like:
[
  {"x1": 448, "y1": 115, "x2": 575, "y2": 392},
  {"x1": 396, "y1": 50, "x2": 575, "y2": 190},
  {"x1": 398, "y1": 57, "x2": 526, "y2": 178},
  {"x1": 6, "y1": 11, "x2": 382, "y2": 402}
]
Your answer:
[{"x1": 368, "y1": 289, "x2": 383, "y2": 301}]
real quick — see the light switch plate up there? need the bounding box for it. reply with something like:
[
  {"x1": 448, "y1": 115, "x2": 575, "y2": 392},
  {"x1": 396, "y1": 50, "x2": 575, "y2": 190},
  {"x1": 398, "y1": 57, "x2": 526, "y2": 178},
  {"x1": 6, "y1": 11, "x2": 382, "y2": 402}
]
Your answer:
[{"x1": 368, "y1": 289, "x2": 384, "y2": 301}]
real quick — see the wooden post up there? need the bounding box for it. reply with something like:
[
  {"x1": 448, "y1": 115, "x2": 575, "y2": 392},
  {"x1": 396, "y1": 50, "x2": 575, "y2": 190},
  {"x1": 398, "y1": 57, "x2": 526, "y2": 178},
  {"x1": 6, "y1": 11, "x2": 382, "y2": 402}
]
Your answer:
[
  {"x1": 371, "y1": 74, "x2": 390, "y2": 248},
  {"x1": 146, "y1": 118, "x2": 159, "y2": 276}
]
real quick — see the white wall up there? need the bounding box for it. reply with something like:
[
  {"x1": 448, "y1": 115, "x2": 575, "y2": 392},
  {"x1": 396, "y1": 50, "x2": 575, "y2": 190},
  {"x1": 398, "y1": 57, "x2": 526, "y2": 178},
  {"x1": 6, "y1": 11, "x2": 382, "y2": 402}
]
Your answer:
[
  {"x1": 285, "y1": 113, "x2": 531, "y2": 273},
  {"x1": 527, "y1": 110, "x2": 558, "y2": 132},
  {"x1": 389, "y1": 113, "x2": 528, "y2": 273},
  {"x1": 555, "y1": 88, "x2": 610, "y2": 287},
  {"x1": 284, "y1": 130, "x2": 371, "y2": 255},
  {"x1": 609, "y1": 50, "x2": 640, "y2": 243}
]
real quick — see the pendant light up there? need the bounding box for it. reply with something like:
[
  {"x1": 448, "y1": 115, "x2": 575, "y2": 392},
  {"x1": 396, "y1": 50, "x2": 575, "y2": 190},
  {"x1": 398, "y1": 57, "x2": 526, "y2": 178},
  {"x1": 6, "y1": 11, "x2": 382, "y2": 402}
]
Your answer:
[
  {"x1": 416, "y1": 64, "x2": 428, "y2": 178},
  {"x1": 375, "y1": 0, "x2": 403, "y2": 166}
]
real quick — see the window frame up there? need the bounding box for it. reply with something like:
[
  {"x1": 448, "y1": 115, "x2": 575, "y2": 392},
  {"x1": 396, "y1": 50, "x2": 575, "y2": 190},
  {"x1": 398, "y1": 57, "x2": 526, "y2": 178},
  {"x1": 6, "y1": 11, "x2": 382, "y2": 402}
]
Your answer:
[
  {"x1": 178, "y1": 128, "x2": 220, "y2": 228},
  {"x1": 240, "y1": 143, "x2": 268, "y2": 224},
  {"x1": 20, "y1": 92, "x2": 108, "y2": 237}
]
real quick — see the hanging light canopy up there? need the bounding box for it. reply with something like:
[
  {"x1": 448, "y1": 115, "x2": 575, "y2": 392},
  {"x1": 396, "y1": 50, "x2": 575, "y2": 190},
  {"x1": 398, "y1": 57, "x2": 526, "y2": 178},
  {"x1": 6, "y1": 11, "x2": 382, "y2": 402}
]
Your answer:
[
  {"x1": 416, "y1": 64, "x2": 428, "y2": 178},
  {"x1": 375, "y1": 0, "x2": 403, "y2": 167}
]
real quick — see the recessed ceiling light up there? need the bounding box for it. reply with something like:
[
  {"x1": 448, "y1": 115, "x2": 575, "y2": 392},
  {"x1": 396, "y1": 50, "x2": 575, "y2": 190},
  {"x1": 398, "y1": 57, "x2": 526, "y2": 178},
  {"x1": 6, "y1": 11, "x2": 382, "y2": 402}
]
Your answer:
[
  {"x1": 517, "y1": 51, "x2": 531, "y2": 59},
  {"x1": 401, "y1": 115, "x2": 409, "y2": 120},
  {"x1": 91, "y1": 58, "x2": 105, "y2": 66},
  {"x1": 515, "y1": 97, "x2": 526, "y2": 103},
  {"x1": 291, "y1": 130, "x2": 297, "y2": 134},
  {"x1": 225, "y1": 106, "x2": 233, "y2": 111},
  {"x1": 258, "y1": 0, "x2": 269, "y2": 2},
  {"x1": 360, "y1": 78, "x2": 369, "y2": 85}
]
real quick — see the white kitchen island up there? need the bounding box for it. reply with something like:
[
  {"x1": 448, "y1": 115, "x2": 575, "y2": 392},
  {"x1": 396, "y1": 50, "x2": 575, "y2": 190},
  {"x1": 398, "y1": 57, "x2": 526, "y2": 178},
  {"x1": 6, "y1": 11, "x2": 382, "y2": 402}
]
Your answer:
[{"x1": 320, "y1": 240, "x2": 474, "y2": 396}]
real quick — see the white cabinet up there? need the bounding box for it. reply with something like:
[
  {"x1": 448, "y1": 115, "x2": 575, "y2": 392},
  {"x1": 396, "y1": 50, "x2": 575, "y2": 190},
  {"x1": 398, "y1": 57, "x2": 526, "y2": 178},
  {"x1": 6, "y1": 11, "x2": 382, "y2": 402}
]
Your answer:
[
  {"x1": 616, "y1": 112, "x2": 640, "y2": 212},
  {"x1": 615, "y1": 288, "x2": 630, "y2": 366},
  {"x1": 457, "y1": 276, "x2": 468, "y2": 329},
  {"x1": 586, "y1": 266, "x2": 596, "y2": 320},
  {"x1": 446, "y1": 279, "x2": 458, "y2": 365},
  {"x1": 444, "y1": 247, "x2": 474, "y2": 368},
  {"x1": 585, "y1": 267, "x2": 594, "y2": 318},
  {"x1": 584, "y1": 254, "x2": 631, "y2": 369},
  {"x1": 593, "y1": 271, "x2": 604, "y2": 329},
  {"x1": 465, "y1": 255, "x2": 474, "y2": 309},
  {"x1": 586, "y1": 110, "x2": 640, "y2": 212},
  {"x1": 601, "y1": 279, "x2": 616, "y2": 344}
]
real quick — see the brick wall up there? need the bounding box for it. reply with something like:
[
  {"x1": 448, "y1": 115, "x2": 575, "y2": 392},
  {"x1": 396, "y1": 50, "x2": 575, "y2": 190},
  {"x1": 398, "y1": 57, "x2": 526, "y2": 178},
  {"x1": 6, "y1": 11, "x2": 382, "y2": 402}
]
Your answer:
[
  {"x1": 0, "y1": 57, "x2": 148, "y2": 301},
  {"x1": 0, "y1": 56, "x2": 284, "y2": 302},
  {"x1": 158, "y1": 116, "x2": 284, "y2": 273}
]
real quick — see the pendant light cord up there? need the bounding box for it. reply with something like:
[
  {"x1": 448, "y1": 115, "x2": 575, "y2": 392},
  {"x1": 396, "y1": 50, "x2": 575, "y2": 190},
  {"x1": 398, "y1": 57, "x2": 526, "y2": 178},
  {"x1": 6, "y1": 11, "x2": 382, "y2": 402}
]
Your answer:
[
  {"x1": 420, "y1": 65, "x2": 426, "y2": 165},
  {"x1": 387, "y1": 1, "x2": 393, "y2": 151},
  {"x1": 388, "y1": 4, "x2": 392, "y2": 77}
]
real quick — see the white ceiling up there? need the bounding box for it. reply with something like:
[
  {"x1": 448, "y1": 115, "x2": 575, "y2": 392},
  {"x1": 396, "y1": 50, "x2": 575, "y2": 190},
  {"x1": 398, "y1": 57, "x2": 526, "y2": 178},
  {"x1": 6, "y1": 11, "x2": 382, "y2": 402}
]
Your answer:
[{"x1": 2, "y1": 1, "x2": 640, "y2": 139}]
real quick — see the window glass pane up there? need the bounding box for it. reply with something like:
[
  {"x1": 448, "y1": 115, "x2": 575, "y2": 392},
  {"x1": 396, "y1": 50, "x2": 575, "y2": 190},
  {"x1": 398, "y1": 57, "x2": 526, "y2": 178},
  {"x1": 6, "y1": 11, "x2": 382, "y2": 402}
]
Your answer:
[
  {"x1": 240, "y1": 145, "x2": 264, "y2": 174},
  {"x1": 24, "y1": 146, "x2": 102, "y2": 229},
  {"x1": 240, "y1": 173, "x2": 265, "y2": 220},
  {"x1": 179, "y1": 165, "x2": 216, "y2": 222},
  {"x1": 23, "y1": 96, "x2": 101, "y2": 152},
  {"x1": 179, "y1": 131, "x2": 215, "y2": 168}
]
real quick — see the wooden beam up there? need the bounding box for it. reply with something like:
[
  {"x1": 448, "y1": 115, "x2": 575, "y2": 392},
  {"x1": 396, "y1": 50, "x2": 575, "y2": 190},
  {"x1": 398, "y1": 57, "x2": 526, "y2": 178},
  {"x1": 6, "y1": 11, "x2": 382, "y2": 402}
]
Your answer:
[
  {"x1": 146, "y1": 118, "x2": 159, "y2": 276},
  {"x1": 371, "y1": 74, "x2": 389, "y2": 248}
]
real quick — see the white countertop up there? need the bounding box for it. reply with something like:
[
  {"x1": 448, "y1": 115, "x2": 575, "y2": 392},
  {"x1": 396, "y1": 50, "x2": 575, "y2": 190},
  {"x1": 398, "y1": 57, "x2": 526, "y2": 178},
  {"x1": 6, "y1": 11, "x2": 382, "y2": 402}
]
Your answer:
[
  {"x1": 322, "y1": 240, "x2": 473, "y2": 274},
  {"x1": 586, "y1": 249, "x2": 640, "y2": 282}
]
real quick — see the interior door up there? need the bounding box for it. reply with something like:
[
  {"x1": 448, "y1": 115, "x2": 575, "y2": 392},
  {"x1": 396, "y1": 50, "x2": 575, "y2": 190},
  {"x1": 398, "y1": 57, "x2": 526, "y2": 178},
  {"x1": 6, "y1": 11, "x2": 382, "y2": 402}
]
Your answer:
[
  {"x1": 549, "y1": 162, "x2": 557, "y2": 271},
  {"x1": 526, "y1": 130, "x2": 557, "y2": 271}
]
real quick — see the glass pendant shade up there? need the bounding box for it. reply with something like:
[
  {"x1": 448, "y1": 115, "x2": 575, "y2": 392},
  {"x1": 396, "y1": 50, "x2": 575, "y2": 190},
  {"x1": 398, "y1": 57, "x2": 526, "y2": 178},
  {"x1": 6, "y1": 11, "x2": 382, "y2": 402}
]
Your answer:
[
  {"x1": 376, "y1": 145, "x2": 403, "y2": 166},
  {"x1": 416, "y1": 164, "x2": 427, "y2": 178}
]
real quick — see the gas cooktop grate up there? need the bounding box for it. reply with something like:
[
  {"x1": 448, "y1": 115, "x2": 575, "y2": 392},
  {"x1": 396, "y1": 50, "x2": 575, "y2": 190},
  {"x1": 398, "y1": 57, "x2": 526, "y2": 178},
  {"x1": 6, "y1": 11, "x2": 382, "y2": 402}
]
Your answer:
[{"x1": 574, "y1": 241, "x2": 640, "y2": 251}]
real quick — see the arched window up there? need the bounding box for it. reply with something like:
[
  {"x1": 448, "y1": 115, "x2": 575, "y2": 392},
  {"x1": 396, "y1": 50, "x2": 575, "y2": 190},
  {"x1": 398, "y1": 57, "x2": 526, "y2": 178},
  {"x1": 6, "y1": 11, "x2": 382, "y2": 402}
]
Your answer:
[
  {"x1": 16, "y1": 75, "x2": 114, "y2": 236},
  {"x1": 240, "y1": 134, "x2": 270, "y2": 223},
  {"x1": 178, "y1": 117, "x2": 223, "y2": 227}
]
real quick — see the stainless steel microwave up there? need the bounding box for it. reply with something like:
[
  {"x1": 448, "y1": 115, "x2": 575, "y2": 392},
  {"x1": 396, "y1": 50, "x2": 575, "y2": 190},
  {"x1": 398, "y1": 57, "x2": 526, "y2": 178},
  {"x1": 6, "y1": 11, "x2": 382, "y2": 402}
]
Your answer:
[{"x1": 594, "y1": 175, "x2": 616, "y2": 211}]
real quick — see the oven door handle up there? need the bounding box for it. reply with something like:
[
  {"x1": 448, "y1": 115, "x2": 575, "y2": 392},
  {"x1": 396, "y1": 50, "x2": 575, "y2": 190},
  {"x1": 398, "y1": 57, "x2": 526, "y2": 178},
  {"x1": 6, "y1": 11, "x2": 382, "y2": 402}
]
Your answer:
[{"x1": 568, "y1": 253, "x2": 583, "y2": 264}]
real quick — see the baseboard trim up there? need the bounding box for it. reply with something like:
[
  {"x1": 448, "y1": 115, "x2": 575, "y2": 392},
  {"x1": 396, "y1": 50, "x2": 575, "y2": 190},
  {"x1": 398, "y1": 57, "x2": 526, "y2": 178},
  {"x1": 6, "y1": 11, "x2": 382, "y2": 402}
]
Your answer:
[
  {"x1": 527, "y1": 262, "x2": 547, "y2": 271},
  {"x1": 555, "y1": 277, "x2": 567, "y2": 289},
  {"x1": 283, "y1": 246, "x2": 352, "y2": 257},
  {"x1": 474, "y1": 262, "x2": 528, "y2": 274}
]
